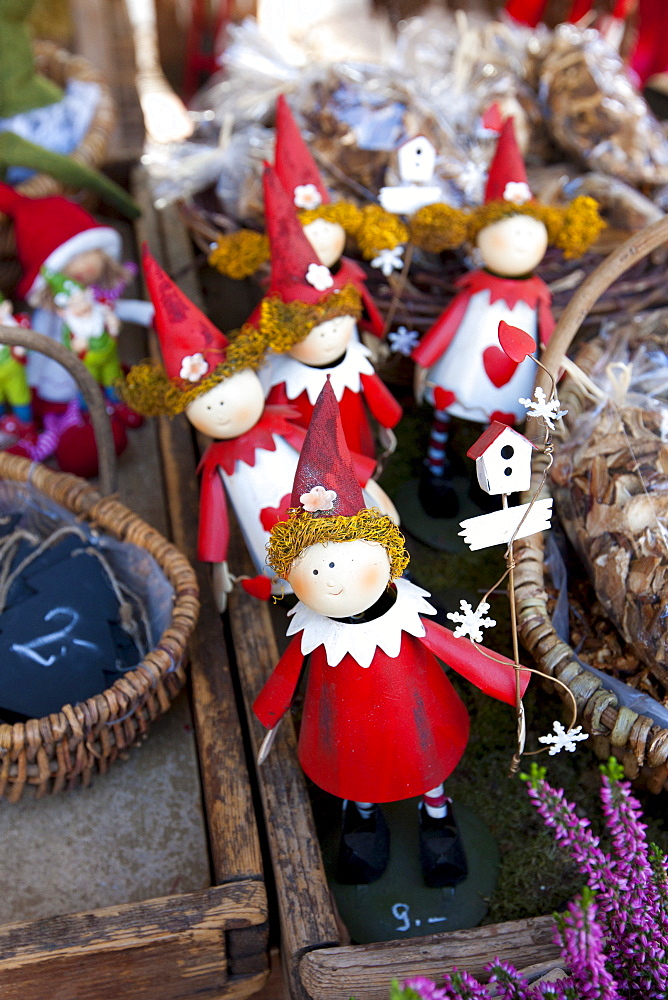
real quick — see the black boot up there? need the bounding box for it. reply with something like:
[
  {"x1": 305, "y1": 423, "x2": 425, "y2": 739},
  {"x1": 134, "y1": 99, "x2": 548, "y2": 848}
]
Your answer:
[
  {"x1": 336, "y1": 801, "x2": 390, "y2": 884},
  {"x1": 418, "y1": 466, "x2": 459, "y2": 519},
  {"x1": 418, "y1": 801, "x2": 468, "y2": 888}
]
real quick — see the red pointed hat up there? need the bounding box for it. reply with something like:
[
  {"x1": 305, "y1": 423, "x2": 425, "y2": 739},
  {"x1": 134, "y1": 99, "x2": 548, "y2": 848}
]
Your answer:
[
  {"x1": 264, "y1": 163, "x2": 337, "y2": 306},
  {"x1": 484, "y1": 118, "x2": 533, "y2": 206},
  {"x1": 274, "y1": 94, "x2": 329, "y2": 210},
  {"x1": 0, "y1": 182, "x2": 121, "y2": 302},
  {"x1": 289, "y1": 378, "x2": 365, "y2": 516},
  {"x1": 142, "y1": 245, "x2": 228, "y2": 383}
]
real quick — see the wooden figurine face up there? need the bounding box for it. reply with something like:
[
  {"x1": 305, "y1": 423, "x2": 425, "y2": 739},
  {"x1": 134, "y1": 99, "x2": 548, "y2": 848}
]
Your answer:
[
  {"x1": 287, "y1": 538, "x2": 391, "y2": 618},
  {"x1": 302, "y1": 219, "x2": 346, "y2": 268},
  {"x1": 289, "y1": 314, "x2": 355, "y2": 366},
  {"x1": 476, "y1": 215, "x2": 548, "y2": 277},
  {"x1": 185, "y1": 369, "x2": 265, "y2": 439}
]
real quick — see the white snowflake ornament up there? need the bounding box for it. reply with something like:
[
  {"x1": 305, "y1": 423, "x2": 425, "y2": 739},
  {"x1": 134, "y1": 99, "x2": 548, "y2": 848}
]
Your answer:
[
  {"x1": 388, "y1": 326, "x2": 420, "y2": 357},
  {"x1": 180, "y1": 352, "x2": 209, "y2": 382},
  {"x1": 371, "y1": 245, "x2": 404, "y2": 277},
  {"x1": 447, "y1": 600, "x2": 496, "y2": 643},
  {"x1": 519, "y1": 386, "x2": 568, "y2": 430},
  {"x1": 305, "y1": 263, "x2": 334, "y2": 292},
  {"x1": 293, "y1": 183, "x2": 322, "y2": 210},
  {"x1": 538, "y1": 721, "x2": 589, "y2": 756}
]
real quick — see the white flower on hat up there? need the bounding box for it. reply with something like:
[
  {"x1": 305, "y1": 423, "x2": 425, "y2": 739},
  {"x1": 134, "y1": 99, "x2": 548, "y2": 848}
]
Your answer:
[
  {"x1": 300, "y1": 485, "x2": 337, "y2": 512},
  {"x1": 294, "y1": 183, "x2": 322, "y2": 210},
  {"x1": 503, "y1": 181, "x2": 532, "y2": 205},
  {"x1": 306, "y1": 263, "x2": 334, "y2": 291},
  {"x1": 180, "y1": 352, "x2": 209, "y2": 382}
]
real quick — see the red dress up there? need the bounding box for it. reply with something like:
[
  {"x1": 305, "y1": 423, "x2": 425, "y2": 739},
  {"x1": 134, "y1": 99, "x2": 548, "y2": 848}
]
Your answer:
[{"x1": 254, "y1": 579, "x2": 529, "y2": 803}]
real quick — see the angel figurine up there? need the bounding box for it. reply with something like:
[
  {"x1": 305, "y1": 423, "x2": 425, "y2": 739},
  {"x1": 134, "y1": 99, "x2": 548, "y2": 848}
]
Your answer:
[{"x1": 254, "y1": 379, "x2": 529, "y2": 886}]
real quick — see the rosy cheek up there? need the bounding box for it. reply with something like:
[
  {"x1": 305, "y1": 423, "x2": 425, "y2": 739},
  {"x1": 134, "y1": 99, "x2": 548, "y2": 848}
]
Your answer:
[{"x1": 360, "y1": 563, "x2": 387, "y2": 594}]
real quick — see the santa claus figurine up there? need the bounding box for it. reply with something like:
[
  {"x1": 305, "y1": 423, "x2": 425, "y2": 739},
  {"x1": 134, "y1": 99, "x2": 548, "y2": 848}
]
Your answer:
[
  {"x1": 410, "y1": 117, "x2": 603, "y2": 518},
  {"x1": 257, "y1": 163, "x2": 402, "y2": 461},
  {"x1": 254, "y1": 379, "x2": 529, "y2": 886},
  {"x1": 0, "y1": 182, "x2": 151, "y2": 413},
  {"x1": 124, "y1": 247, "x2": 395, "y2": 611}
]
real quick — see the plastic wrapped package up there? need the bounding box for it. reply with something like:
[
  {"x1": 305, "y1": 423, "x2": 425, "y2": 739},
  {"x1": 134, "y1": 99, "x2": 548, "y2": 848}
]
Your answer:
[
  {"x1": 538, "y1": 23, "x2": 668, "y2": 186},
  {"x1": 550, "y1": 313, "x2": 668, "y2": 703}
]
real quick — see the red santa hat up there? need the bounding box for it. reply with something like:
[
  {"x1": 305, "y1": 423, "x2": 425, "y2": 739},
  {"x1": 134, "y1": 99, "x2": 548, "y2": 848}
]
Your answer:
[
  {"x1": 142, "y1": 244, "x2": 229, "y2": 384},
  {"x1": 483, "y1": 118, "x2": 533, "y2": 206},
  {"x1": 274, "y1": 94, "x2": 330, "y2": 210},
  {"x1": 0, "y1": 182, "x2": 122, "y2": 302},
  {"x1": 289, "y1": 377, "x2": 365, "y2": 515},
  {"x1": 264, "y1": 163, "x2": 356, "y2": 307}
]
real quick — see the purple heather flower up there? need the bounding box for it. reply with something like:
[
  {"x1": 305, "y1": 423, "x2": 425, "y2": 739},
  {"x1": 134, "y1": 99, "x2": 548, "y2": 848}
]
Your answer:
[{"x1": 402, "y1": 976, "x2": 448, "y2": 1000}]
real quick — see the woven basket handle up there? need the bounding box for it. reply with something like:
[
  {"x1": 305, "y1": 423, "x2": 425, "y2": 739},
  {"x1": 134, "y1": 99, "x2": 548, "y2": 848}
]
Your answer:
[
  {"x1": 537, "y1": 213, "x2": 668, "y2": 395},
  {"x1": 0, "y1": 324, "x2": 116, "y2": 496}
]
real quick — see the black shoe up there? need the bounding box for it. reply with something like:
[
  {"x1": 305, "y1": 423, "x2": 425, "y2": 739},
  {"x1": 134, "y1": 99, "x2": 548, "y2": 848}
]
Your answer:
[
  {"x1": 418, "y1": 468, "x2": 459, "y2": 519},
  {"x1": 418, "y1": 802, "x2": 468, "y2": 888},
  {"x1": 336, "y1": 801, "x2": 390, "y2": 884}
]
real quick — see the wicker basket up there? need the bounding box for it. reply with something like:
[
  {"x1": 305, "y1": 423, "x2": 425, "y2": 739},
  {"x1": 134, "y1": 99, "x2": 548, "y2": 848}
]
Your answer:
[
  {"x1": 515, "y1": 214, "x2": 668, "y2": 793},
  {"x1": 0, "y1": 40, "x2": 117, "y2": 293},
  {"x1": 0, "y1": 325, "x2": 199, "y2": 801}
]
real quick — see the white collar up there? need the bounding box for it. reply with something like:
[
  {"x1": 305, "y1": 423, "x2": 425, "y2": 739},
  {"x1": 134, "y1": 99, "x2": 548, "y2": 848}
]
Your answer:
[
  {"x1": 287, "y1": 577, "x2": 436, "y2": 668},
  {"x1": 259, "y1": 339, "x2": 374, "y2": 404}
]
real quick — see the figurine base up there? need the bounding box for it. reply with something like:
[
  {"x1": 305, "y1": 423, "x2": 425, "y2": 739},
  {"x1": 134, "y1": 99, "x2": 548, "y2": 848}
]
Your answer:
[
  {"x1": 321, "y1": 797, "x2": 498, "y2": 943},
  {"x1": 393, "y1": 477, "x2": 485, "y2": 553}
]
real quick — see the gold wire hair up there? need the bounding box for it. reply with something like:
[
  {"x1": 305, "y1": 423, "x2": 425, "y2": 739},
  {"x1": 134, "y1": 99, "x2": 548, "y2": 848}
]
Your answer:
[
  {"x1": 259, "y1": 285, "x2": 363, "y2": 353},
  {"x1": 409, "y1": 195, "x2": 604, "y2": 259},
  {"x1": 267, "y1": 508, "x2": 410, "y2": 581},
  {"x1": 121, "y1": 323, "x2": 267, "y2": 416},
  {"x1": 208, "y1": 202, "x2": 409, "y2": 279}
]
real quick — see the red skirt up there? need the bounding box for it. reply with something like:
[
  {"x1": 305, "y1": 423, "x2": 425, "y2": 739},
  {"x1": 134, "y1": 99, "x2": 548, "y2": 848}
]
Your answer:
[{"x1": 297, "y1": 633, "x2": 470, "y2": 802}]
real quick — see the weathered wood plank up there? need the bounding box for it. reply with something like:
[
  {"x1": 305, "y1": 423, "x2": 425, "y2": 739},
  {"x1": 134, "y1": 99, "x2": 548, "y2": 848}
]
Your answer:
[
  {"x1": 0, "y1": 883, "x2": 268, "y2": 999},
  {"x1": 0, "y1": 955, "x2": 266, "y2": 1000},
  {"x1": 132, "y1": 169, "x2": 265, "y2": 890},
  {"x1": 299, "y1": 915, "x2": 560, "y2": 1000},
  {"x1": 132, "y1": 170, "x2": 269, "y2": 987},
  {"x1": 226, "y1": 518, "x2": 341, "y2": 1000},
  {"x1": 0, "y1": 883, "x2": 266, "y2": 966}
]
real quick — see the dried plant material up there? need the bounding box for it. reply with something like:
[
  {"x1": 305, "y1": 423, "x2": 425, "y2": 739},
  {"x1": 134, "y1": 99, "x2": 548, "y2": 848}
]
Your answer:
[
  {"x1": 551, "y1": 311, "x2": 668, "y2": 696},
  {"x1": 539, "y1": 24, "x2": 668, "y2": 187}
]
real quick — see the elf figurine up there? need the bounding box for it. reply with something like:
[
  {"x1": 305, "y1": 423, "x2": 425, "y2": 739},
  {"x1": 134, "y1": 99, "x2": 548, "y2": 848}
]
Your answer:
[
  {"x1": 257, "y1": 164, "x2": 402, "y2": 462},
  {"x1": 410, "y1": 117, "x2": 603, "y2": 518},
  {"x1": 124, "y1": 248, "x2": 396, "y2": 611},
  {"x1": 209, "y1": 95, "x2": 407, "y2": 338},
  {"x1": 39, "y1": 268, "x2": 123, "y2": 401},
  {"x1": 254, "y1": 379, "x2": 530, "y2": 886},
  {"x1": 0, "y1": 292, "x2": 32, "y2": 433}
]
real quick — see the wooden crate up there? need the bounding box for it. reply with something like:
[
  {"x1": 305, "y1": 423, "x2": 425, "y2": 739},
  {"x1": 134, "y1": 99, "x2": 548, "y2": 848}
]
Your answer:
[
  {"x1": 130, "y1": 169, "x2": 563, "y2": 999},
  {"x1": 0, "y1": 180, "x2": 269, "y2": 1000}
]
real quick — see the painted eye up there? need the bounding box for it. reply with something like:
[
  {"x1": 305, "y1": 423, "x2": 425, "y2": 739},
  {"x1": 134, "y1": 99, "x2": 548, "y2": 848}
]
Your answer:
[
  {"x1": 313, "y1": 569, "x2": 318, "y2": 575},
  {"x1": 328, "y1": 562, "x2": 335, "y2": 568}
]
